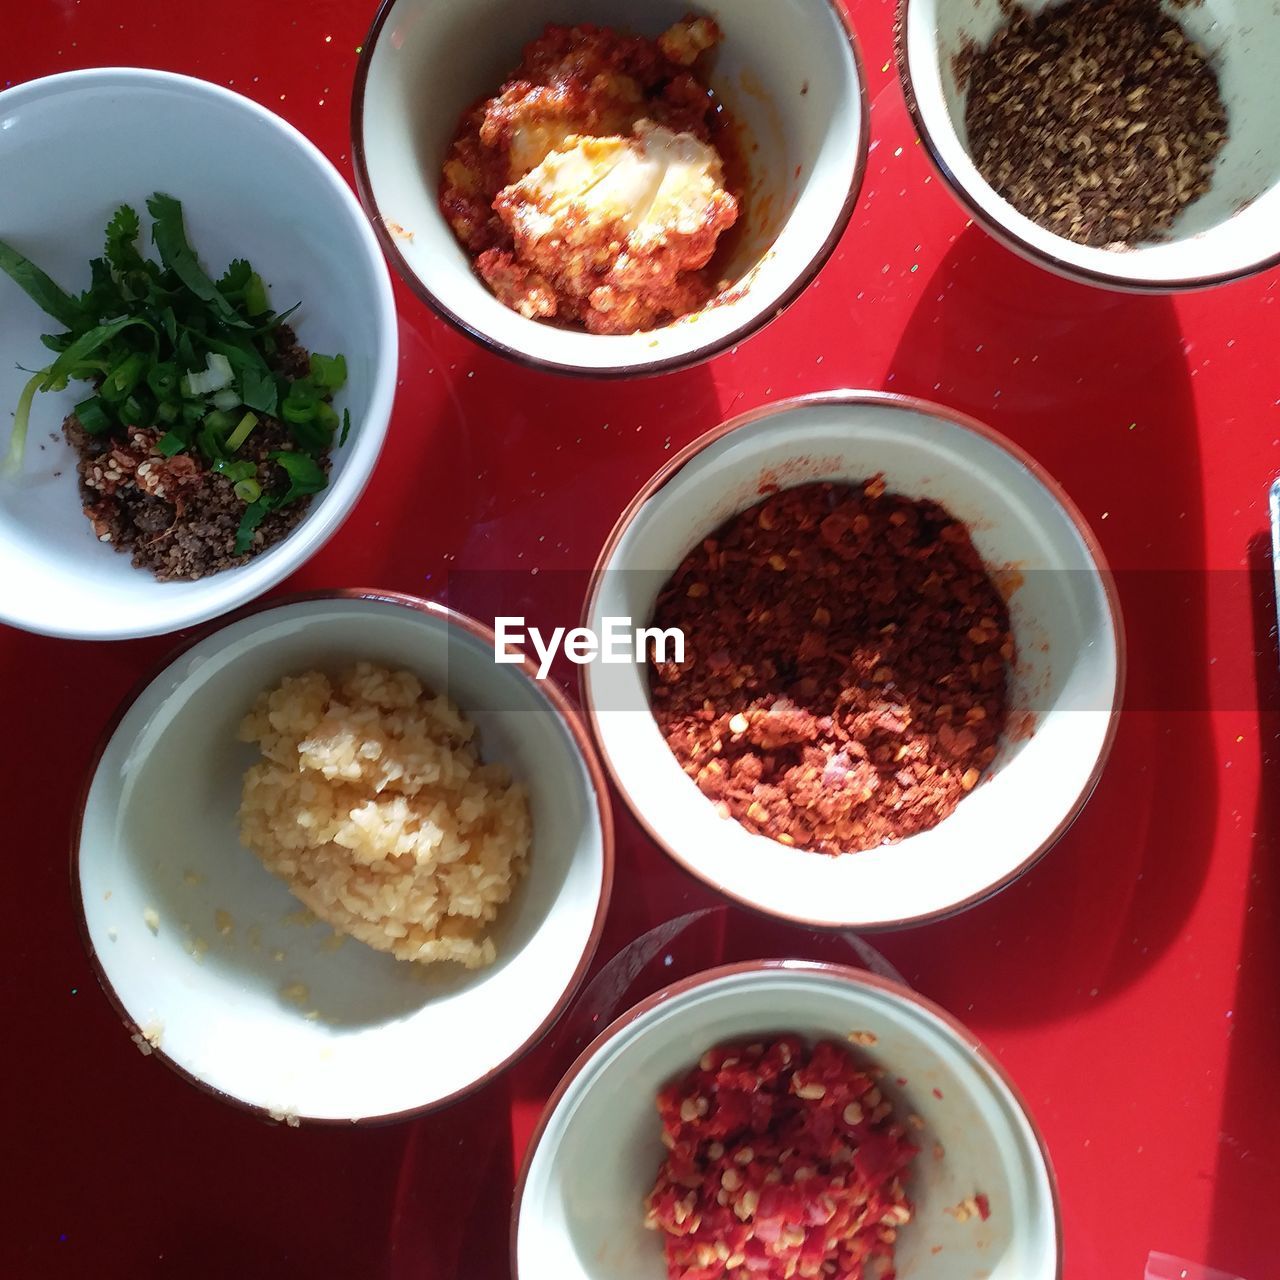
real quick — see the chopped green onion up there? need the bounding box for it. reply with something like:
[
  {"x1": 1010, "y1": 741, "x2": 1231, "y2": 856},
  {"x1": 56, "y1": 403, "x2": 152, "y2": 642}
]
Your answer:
[
  {"x1": 101, "y1": 351, "x2": 147, "y2": 403},
  {"x1": 181, "y1": 400, "x2": 206, "y2": 426},
  {"x1": 243, "y1": 272, "x2": 270, "y2": 317},
  {"x1": 2, "y1": 372, "x2": 45, "y2": 477},
  {"x1": 146, "y1": 361, "x2": 179, "y2": 401},
  {"x1": 211, "y1": 387, "x2": 241, "y2": 412},
  {"x1": 181, "y1": 351, "x2": 234, "y2": 396},
  {"x1": 282, "y1": 398, "x2": 317, "y2": 426},
  {"x1": 212, "y1": 458, "x2": 256, "y2": 483},
  {"x1": 203, "y1": 409, "x2": 235, "y2": 433},
  {"x1": 286, "y1": 375, "x2": 320, "y2": 404},
  {"x1": 156, "y1": 401, "x2": 180, "y2": 425},
  {"x1": 314, "y1": 401, "x2": 339, "y2": 432},
  {"x1": 309, "y1": 353, "x2": 347, "y2": 391},
  {"x1": 120, "y1": 392, "x2": 154, "y2": 427},
  {"x1": 74, "y1": 396, "x2": 113, "y2": 435},
  {"x1": 233, "y1": 477, "x2": 262, "y2": 503},
  {"x1": 156, "y1": 432, "x2": 187, "y2": 457},
  {"x1": 339, "y1": 408, "x2": 351, "y2": 446},
  {"x1": 196, "y1": 422, "x2": 228, "y2": 462},
  {"x1": 225, "y1": 411, "x2": 259, "y2": 452}
]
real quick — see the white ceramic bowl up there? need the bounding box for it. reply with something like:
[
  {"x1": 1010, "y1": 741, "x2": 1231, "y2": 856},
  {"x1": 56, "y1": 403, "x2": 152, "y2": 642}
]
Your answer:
[
  {"x1": 352, "y1": 0, "x2": 867, "y2": 376},
  {"x1": 584, "y1": 391, "x2": 1123, "y2": 929},
  {"x1": 0, "y1": 70, "x2": 398, "y2": 639},
  {"x1": 74, "y1": 592, "x2": 613, "y2": 1124},
  {"x1": 898, "y1": 0, "x2": 1280, "y2": 289},
  {"x1": 514, "y1": 961, "x2": 1062, "y2": 1280}
]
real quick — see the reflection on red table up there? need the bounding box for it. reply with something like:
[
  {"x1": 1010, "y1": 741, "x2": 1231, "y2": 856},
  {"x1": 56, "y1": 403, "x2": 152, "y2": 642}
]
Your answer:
[{"x1": 4, "y1": 1, "x2": 1278, "y2": 1277}]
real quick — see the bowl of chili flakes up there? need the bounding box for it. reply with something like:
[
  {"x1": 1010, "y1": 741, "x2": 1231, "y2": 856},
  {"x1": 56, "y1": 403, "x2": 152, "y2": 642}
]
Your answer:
[
  {"x1": 583, "y1": 390, "x2": 1122, "y2": 930},
  {"x1": 513, "y1": 961, "x2": 1061, "y2": 1280}
]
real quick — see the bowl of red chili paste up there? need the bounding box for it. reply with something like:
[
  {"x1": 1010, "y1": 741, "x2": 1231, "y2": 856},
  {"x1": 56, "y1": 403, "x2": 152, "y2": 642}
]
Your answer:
[
  {"x1": 583, "y1": 391, "x2": 1122, "y2": 929},
  {"x1": 352, "y1": 0, "x2": 867, "y2": 376},
  {"x1": 513, "y1": 962, "x2": 1061, "y2": 1280}
]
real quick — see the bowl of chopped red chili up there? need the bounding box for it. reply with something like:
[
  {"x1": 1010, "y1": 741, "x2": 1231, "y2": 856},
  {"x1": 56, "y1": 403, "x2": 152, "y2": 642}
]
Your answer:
[
  {"x1": 897, "y1": 0, "x2": 1280, "y2": 290},
  {"x1": 513, "y1": 960, "x2": 1062, "y2": 1280},
  {"x1": 0, "y1": 69, "x2": 397, "y2": 640},
  {"x1": 352, "y1": 0, "x2": 868, "y2": 376},
  {"x1": 583, "y1": 391, "x2": 1123, "y2": 929}
]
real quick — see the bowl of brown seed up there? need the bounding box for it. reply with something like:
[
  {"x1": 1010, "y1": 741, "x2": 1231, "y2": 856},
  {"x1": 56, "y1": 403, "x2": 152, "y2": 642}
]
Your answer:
[{"x1": 897, "y1": 0, "x2": 1280, "y2": 289}]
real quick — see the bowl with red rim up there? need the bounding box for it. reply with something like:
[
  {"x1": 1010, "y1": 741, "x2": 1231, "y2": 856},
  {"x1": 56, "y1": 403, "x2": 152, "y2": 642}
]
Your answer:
[
  {"x1": 582, "y1": 391, "x2": 1123, "y2": 930},
  {"x1": 73, "y1": 591, "x2": 613, "y2": 1123},
  {"x1": 351, "y1": 0, "x2": 868, "y2": 376},
  {"x1": 513, "y1": 960, "x2": 1062, "y2": 1280},
  {"x1": 0, "y1": 69, "x2": 397, "y2": 640},
  {"x1": 896, "y1": 0, "x2": 1280, "y2": 290}
]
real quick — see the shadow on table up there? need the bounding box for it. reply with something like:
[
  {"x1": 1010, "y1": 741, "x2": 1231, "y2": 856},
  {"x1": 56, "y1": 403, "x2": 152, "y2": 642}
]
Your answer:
[
  {"x1": 1206, "y1": 533, "x2": 1280, "y2": 1279},
  {"x1": 874, "y1": 226, "x2": 1217, "y2": 1027},
  {"x1": 372, "y1": 318, "x2": 725, "y2": 608},
  {"x1": 389, "y1": 1080, "x2": 517, "y2": 1280}
]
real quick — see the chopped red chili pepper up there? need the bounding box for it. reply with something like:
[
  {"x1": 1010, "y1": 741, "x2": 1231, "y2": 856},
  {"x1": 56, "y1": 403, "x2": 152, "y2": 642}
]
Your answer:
[
  {"x1": 645, "y1": 1037, "x2": 918, "y2": 1280},
  {"x1": 648, "y1": 479, "x2": 1014, "y2": 854}
]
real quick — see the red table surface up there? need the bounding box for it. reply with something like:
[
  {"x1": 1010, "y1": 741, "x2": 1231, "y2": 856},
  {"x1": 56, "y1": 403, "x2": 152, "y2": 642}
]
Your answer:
[{"x1": 4, "y1": 2, "x2": 1279, "y2": 1277}]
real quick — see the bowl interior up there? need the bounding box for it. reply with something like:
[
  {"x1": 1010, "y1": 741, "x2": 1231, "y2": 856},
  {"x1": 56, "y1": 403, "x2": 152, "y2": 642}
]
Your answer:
[
  {"x1": 586, "y1": 395, "x2": 1118, "y2": 928},
  {"x1": 907, "y1": 0, "x2": 1280, "y2": 283},
  {"x1": 517, "y1": 966, "x2": 1059, "y2": 1280},
  {"x1": 77, "y1": 596, "x2": 607, "y2": 1121},
  {"x1": 357, "y1": 0, "x2": 863, "y2": 372},
  {"x1": 0, "y1": 71, "x2": 396, "y2": 639}
]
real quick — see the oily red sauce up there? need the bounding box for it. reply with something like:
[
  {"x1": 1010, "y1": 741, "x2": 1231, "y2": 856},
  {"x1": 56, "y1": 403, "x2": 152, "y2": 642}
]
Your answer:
[{"x1": 437, "y1": 19, "x2": 753, "y2": 333}]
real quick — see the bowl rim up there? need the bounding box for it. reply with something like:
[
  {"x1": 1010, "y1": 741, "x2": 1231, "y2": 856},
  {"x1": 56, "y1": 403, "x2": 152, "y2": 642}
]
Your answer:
[
  {"x1": 509, "y1": 957, "x2": 1065, "y2": 1280},
  {"x1": 579, "y1": 388, "x2": 1127, "y2": 930},
  {"x1": 0, "y1": 67, "x2": 400, "y2": 641},
  {"x1": 349, "y1": 0, "x2": 871, "y2": 378},
  {"x1": 69, "y1": 588, "x2": 617, "y2": 1126},
  {"x1": 891, "y1": 0, "x2": 1280, "y2": 293}
]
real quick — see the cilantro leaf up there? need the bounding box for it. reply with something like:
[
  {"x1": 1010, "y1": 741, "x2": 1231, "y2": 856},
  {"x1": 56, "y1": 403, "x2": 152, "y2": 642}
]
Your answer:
[
  {"x1": 269, "y1": 450, "x2": 327, "y2": 504},
  {"x1": 81, "y1": 256, "x2": 127, "y2": 321},
  {"x1": 146, "y1": 193, "x2": 250, "y2": 330},
  {"x1": 104, "y1": 205, "x2": 145, "y2": 274},
  {"x1": 0, "y1": 238, "x2": 89, "y2": 331},
  {"x1": 217, "y1": 259, "x2": 254, "y2": 295},
  {"x1": 234, "y1": 498, "x2": 270, "y2": 554}
]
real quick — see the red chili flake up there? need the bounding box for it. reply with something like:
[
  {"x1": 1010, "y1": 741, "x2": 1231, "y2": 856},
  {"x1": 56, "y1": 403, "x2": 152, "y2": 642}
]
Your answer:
[
  {"x1": 975, "y1": 1193, "x2": 991, "y2": 1222},
  {"x1": 645, "y1": 1037, "x2": 918, "y2": 1280},
  {"x1": 648, "y1": 480, "x2": 1013, "y2": 855}
]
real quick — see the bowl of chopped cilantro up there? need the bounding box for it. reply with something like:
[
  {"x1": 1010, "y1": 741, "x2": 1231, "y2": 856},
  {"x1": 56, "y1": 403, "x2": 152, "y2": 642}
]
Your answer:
[{"x1": 0, "y1": 69, "x2": 397, "y2": 639}]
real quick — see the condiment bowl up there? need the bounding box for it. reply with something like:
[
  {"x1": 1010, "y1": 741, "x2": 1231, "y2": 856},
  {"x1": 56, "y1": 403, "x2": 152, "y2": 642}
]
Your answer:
[
  {"x1": 0, "y1": 69, "x2": 397, "y2": 640},
  {"x1": 897, "y1": 0, "x2": 1280, "y2": 289},
  {"x1": 584, "y1": 391, "x2": 1123, "y2": 930},
  {"x1": 74, "y1": 592, "x2": 613, "y2": 1124},
  {"x1": 352, "y1": 0, "x2": 868, "y2": 376},
  {"x1": 514, "y1": 961, "x2": 1061, "y2": 1280}
]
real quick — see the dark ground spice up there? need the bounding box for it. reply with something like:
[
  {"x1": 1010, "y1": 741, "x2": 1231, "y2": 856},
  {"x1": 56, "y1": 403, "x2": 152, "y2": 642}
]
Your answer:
[
  {"x1": 648, "y1": 479, "x2": 1013, "y2": 855},
  {"x1": 961, "y1": 0, "x2": 1228, "y2": 247},
  {"x1": 64, "y1": 327, "x2": 326, "y2": 582}
]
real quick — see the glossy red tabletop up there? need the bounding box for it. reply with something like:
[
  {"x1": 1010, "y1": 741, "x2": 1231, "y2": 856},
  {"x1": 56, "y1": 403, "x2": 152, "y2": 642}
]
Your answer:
[{"x1": 4, "y1": 3, "x2": 1277, "y2": 1278}]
